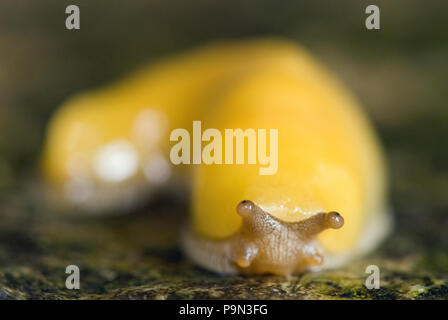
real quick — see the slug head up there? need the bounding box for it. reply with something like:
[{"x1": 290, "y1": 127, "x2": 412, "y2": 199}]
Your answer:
[{"x1": 232, "y1": 200, "x2": 345, "y2": 275}]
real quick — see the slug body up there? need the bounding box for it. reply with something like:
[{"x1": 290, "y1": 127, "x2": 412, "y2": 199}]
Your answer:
[
  {"x1": 42, "y1": 38, "x2": 390, "y2": 275},
  {"x1": 42, "y1": 39, "x2": 305, "y2": 210},
  {"x1": 186, "y1": 60, "x2": 390, "y2": 275}
]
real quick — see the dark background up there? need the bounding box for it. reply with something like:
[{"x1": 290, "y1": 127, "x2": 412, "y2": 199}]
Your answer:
[{"x1": 0, "y1": 0, "x2": 446, "y2": 299}]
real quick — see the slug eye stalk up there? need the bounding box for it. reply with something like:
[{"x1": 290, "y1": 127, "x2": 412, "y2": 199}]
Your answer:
[{"x1": 237, "y1": 200, "x2": 344, "y2": 239}]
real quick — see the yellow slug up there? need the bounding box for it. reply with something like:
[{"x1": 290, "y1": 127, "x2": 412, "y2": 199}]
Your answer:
[
  {"x1": 42, "y1": 39, "x2": 309, "y2": 210},
  {"x1": 41, "y1": 38, "x2": 391, "y2": 275}
]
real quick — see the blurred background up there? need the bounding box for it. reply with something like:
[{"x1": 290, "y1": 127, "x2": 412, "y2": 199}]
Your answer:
[{"x1": 0, "y1": 0, "x2": 447, "y2": 299}]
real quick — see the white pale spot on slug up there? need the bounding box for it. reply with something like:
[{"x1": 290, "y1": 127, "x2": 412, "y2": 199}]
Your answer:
[
  {"x1": 64, "y1": 177, "x2": 94, "y2": 204},
  {"x1": 65, "y1": 121, "x2": 99, "y2": 152},
  {"x1": 93, "y1": 140, "x2": 139, "y2": 182},
  {"x1": 291, "y1": 207, "x2": 323, "y2": 216},
  {"x1": 143, "y1": 152, "x2": 171, "y2": 185},
  {"x1": 132, "y1": 108, "x2": 169, "y2": 151},
  {"x1": 66, "y1": 152, "x2": 90, "y2": 178},
  {"x1": 258, "y1": 197, "x2": 323, "y2": 221},
  {"x1": 65, "y1": 121, "x2": 86, "y2": 151}
]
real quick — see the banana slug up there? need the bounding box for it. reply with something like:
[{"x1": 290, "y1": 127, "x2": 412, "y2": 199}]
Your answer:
[
  {"x1": 42, "y1": 38, "x2": 391, "y2": 275},
  {"x1": 42, "y1": 39, "x2": 305, "y2": 210}
]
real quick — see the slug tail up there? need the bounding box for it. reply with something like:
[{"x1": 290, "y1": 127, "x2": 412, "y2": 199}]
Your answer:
[{"x1": 181, "y1": 226, "x2": 239, "y2": 275}]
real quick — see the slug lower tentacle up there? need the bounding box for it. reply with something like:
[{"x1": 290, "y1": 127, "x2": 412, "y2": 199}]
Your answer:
[{"x1": 183, "y1": 200, "x2": 344, "y2": 276}]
